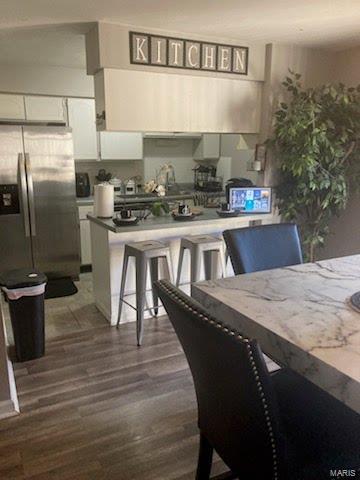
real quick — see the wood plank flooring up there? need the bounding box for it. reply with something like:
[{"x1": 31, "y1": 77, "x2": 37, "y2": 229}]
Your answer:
[{"x1": 0, "y1": 274, "x2": 226, "y2": 479}]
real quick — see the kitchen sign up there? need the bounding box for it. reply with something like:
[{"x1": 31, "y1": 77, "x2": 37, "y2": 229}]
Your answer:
[{"x1": 130, "y1": 31, "x2": 248, "y2": 75}]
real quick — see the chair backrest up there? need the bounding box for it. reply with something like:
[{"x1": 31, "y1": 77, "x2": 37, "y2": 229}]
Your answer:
[
  {"x1": 223, "y1": 223, "x2": 303, "y2": 275},
  {"x1": 155, "y1": 280, "x2": 286, "y2": 479}
]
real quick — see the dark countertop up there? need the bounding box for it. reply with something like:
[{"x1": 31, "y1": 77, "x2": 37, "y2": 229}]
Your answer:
[
  {"x1": 115, "y1": 192, "x2": 195, "y2": 204},
  {"x1": 77, "y1": 190, "x2": 225, "y2": 207},
  {"x1": 88, "y1": 209, "x2": 273, "y2": 234}
]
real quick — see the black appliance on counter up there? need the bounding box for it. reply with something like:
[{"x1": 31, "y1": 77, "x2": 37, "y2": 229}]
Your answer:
[
  {"x1": 76, "y1": 173, "x2": 91, "y2": 198},
  {"x1": 225, "y1": 177, "x2": 254, "y2": 202},
  {"x1": 193, "y1": 165, "x2": 223, "y2": 192}
]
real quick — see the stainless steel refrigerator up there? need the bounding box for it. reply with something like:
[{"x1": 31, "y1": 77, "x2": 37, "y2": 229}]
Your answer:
[{"x1": 0, "y1": 125, "x2": 80, "y2": 278}]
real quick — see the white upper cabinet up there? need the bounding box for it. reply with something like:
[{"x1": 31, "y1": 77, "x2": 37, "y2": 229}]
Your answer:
[
  {"x1": 97, "y1": 69, "x2": 262, "y2": 133},
  {"x1": 0, "y1": 94, "x2": 25, "y2": 120},
  {"x1": 99, "y1": 132, "x2": 143, "y2": 160},
  {"x1": 68, "y1": 98, "x2": 99, "y2": 161},
  {"x1": 25, "y1": 96, "x2": 67, "y2": 122},
  {"x1": 193, "y1": 134, "x2": 220, "y2": 159}
]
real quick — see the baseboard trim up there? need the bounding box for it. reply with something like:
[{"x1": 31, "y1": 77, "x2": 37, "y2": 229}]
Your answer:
[{"x1": 0, "y1": 399, "x2": 19, "y2": 420}]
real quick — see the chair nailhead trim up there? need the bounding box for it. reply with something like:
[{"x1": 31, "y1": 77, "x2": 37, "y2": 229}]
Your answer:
[{"x1": 159, "y1": 282, "x2": 279, "y2": 480}]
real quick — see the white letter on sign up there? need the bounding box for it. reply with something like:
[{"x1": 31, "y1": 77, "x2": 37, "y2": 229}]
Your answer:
[
  {"x1": 156, "y1": 40, "x2": 162, "y2": 63},
  {"x1": 136, "y1": 38, "x2": 147, "y2": 62},
  {"x1": 171, "y1": 41, "x2": 182, "y2": 65},
  {"x1": 188, "y1": 44, "x2": 198, "y2": 67},
  {"x1": 233, "y1": 48, "x2": 246, "y2": 73},
  {"x1": 220, "y1": 47, "x2": 230, "y2": 70},
  {"x1": 203, "y1": 45, "x2": 215, "y2": 69}
]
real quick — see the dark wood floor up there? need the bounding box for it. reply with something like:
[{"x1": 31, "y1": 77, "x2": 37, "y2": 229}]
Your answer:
[{"x1": 0, "y1": 313, "x2": 226, "y2": 479}]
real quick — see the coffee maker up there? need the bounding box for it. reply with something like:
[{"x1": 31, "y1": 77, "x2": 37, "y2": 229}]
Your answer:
[
  {"x1": 76, "y1": 173, "x2": 91, "y2": 197},
  {"x1": 193, "y1": 165, "x2": 222, "y2": 192}
]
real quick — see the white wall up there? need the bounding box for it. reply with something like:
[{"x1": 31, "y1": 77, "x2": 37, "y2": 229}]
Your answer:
[
  {"x1": 331, "y1": 46, "x2": 360, "y2": 85},
  {"x1": 75, "y1": 160, "x2": 143, "y2": 189},
  {"x1": 143, "y1": 138, "x2": 196, "y2": 183},
  {"x1": 319, "y1": 46, "x2": 360, "y2": 259},
  {"x1": 143, "y1": 135, "x2": 259, "y2": 187},
  {"x1": 221, "y1": 134, "x2": 260, "y2": 185},
  {"x1": 259, "y1": 43, "x2": 334, "y2": 186}
]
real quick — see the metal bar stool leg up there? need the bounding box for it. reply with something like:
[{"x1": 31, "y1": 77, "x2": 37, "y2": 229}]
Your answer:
[
  {"x1": 135, "y1": 255, "x2": 147, "y2": 346},
  {"x1": 190, "y1": 247, "x2": 201, "y2": 283},
  {"x1": 163, "y1": 250, "x2": 174, "y2": 283},
  {"x1": 117, "y1": 251, "x2": 129, "y2": 328},
  {"x1": 220, "y1": 246, "x2": 227, "y2": 278},
  {"x1": 149, "y1": 257, "x2": 159, "y2": 316},
  {"x1": 176, "y1": 245, "x2": 185, "y2": 286},
  {"x1": 203, "y1": 250, "x2": 214, "y2": 281}
]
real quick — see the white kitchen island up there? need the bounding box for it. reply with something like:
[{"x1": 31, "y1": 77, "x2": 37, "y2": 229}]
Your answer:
[{"x1": 88, "y1": 209, "x2": 278, "y2": 325}]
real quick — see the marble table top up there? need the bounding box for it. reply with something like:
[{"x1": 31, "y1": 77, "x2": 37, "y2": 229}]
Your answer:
[{"x1": 192, "y1": 255, "x2": 360, "y2": 414}]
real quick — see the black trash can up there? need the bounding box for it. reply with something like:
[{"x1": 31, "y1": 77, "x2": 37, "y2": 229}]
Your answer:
[{"x1": 0, "y1": 269, "x2": 47, "y2": 362}]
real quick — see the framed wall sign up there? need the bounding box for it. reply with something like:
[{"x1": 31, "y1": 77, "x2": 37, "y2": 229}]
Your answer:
[{"x1": 129, "y1": 31, "x2": 249, "y2": 75}]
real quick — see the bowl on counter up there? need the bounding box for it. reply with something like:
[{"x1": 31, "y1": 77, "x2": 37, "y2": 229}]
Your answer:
[
  {"x1": 113, "y1": 209, "x2": 139, "y2": 226},
  {"x1": 113, "y1": 216, "x2": 139, "y2": 227},
  {"x1": 172, "y1": 212, "x2": 196, "y2": 221},
  {"x1": 216, "y1": 210, "x2": 239, "y2": 218}
]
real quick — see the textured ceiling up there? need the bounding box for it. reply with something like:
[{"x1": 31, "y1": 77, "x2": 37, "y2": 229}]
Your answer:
[{"x1": 0, "y1": 0, "x2": 359, "y2": 50}]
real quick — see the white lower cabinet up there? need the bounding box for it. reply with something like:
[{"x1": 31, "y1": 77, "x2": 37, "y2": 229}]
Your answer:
[{"x1": 78, "y1": 205, "x2": 94, "y2": 265}]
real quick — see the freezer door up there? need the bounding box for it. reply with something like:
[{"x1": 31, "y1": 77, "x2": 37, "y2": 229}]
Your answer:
[
  {"x1": 0, "y1": 126, "x2": 33, "y2": 273},
  {"x1": 23, "y1": 127, "x2": 80, "y2": 279}
]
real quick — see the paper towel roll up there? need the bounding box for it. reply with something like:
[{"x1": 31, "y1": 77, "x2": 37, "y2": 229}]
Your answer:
[{"x1": 94, "y1": 184, "x2": 114, "y2": 218}]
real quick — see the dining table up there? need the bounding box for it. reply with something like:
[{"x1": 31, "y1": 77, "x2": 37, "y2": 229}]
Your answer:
[{"x1": 192, "y1": 254, "x2": 360, "y2": 414}]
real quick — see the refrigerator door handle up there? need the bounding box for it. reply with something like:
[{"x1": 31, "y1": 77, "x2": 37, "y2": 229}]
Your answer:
[
  {"x1": 25, "y1": 153, "x2": 37, "y2": 237},
  {"x1": 18, "y1": 153, "x2": 31, "y2": 237}
]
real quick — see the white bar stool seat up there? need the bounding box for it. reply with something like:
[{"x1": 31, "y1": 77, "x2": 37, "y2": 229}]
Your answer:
[{"x1": 176, "y1": 235, "x2": 227, "y2": 286}]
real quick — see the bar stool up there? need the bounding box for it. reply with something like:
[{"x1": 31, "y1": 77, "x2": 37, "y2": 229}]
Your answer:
[
  {"x1": 117, "y1": 240, "x2": 173, "y2": 346},
  {"x1": 176, "y1": 235, "x2": 227, "y2": 285}
]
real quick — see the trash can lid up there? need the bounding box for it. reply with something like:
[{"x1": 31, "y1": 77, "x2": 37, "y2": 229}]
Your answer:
[{"x1": 0, "y1": 269, "x2": 47, "y2": 289}]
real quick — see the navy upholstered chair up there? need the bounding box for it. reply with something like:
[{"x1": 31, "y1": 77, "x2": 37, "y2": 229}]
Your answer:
[
  {"x1": 155, "y1": 280, "x2": 360, "y2": 480},
  {"x1": 223, "y1": 223, "x2": 303, "y2": 275}
]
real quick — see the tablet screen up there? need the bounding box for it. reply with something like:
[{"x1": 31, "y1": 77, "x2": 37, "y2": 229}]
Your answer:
[{"x1": 229, "y1": 187, "x2": 272, "y2": 213}]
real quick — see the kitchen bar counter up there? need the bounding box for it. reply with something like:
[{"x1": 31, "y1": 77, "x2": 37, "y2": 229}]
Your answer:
[
  {"x1": 88, "y1": 209, "x2": 269, "y2": 234},
  {"x1": 89, "y1": 210, "x2": 279, "y2": 326}
]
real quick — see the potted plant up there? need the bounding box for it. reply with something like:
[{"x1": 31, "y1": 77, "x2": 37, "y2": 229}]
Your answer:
[
  {"x1": 151, "y1": 200, "x2": 170, "y2": 217},
  {"x1": 269, "y1": 72, "x2": 360, "y2": 261}
]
